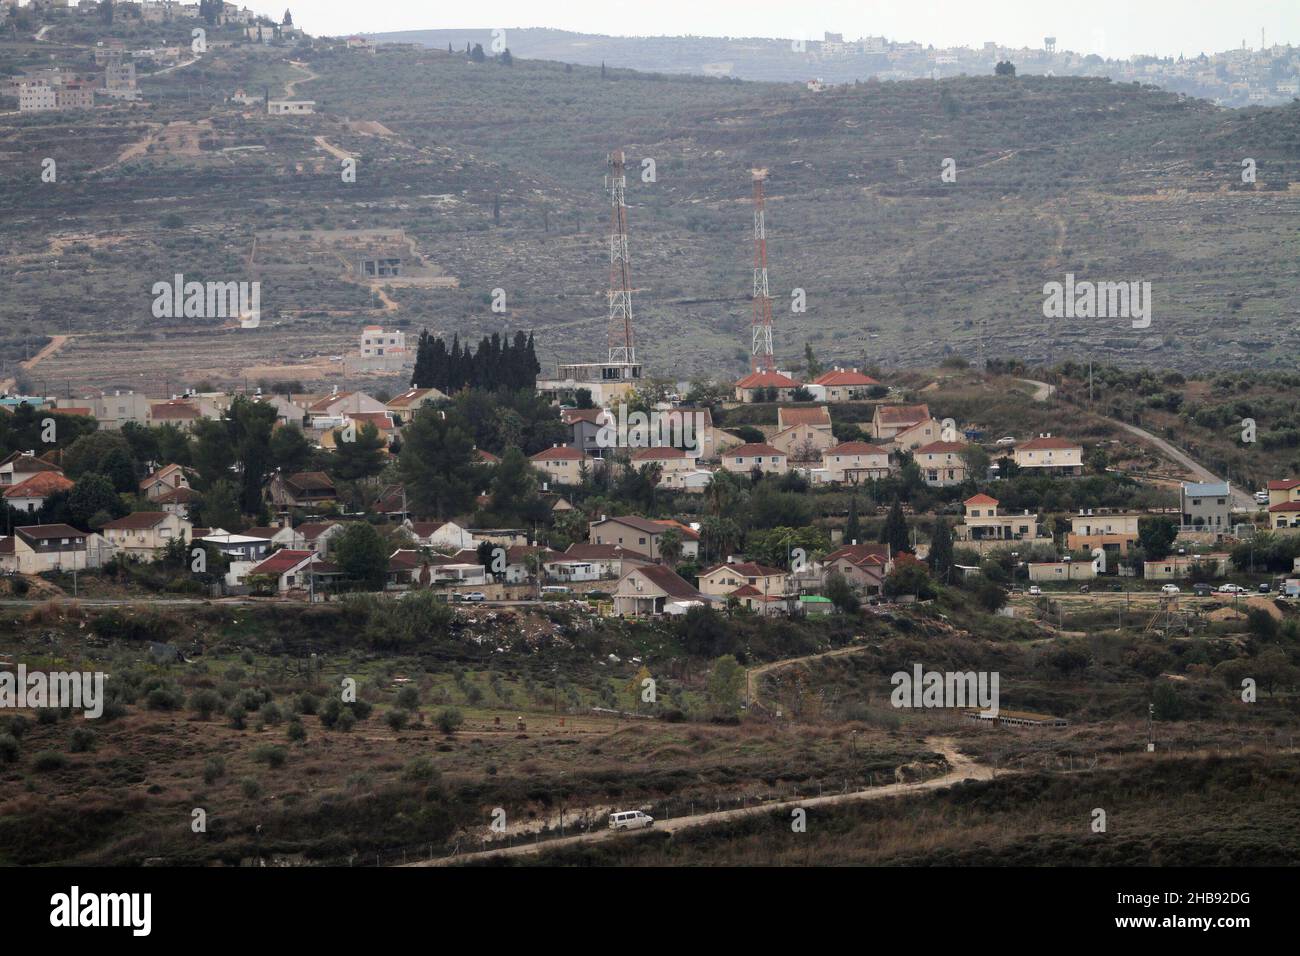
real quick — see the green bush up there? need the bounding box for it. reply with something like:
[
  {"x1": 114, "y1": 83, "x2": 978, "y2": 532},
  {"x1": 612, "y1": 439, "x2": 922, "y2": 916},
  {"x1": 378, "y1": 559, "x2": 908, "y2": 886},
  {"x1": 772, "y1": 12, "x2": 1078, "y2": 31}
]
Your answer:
[
  {"x1": 32, "y1": 751, "x2": 68, "y2": 772},
  {"x1": 286, "y1": 718, "x2": 306, "y2": 742},
  {"x1": 202, "y1": 756, "x2": 226, "y2": 784},
  {"x1": 68, "y1": 727, "x2": 96, "y2": 753},
  {"x1": 189, "y1": 689, "x2": 222, "y2": 719},
  {"x1": 240, "y1": 777, "x2": 262, "y2": 799},
  {"x1": 395, "y1": 686, "x2": 419, "y2": 710},
  {"x1": 146, "y1": 687, "x2": 183, "y2": 711},
  {"x1": 385, "y1": 709, "x2": 408, "y2": 731},
  {"x1": 252, "y1": 745, "x2": 287, "y2": 768},
  {"x1": 435, "y1": 707, "x2": 464, "y2": 734},
  {"x1": 0, "y1": 733, "x2": 19, "y2": 764}
]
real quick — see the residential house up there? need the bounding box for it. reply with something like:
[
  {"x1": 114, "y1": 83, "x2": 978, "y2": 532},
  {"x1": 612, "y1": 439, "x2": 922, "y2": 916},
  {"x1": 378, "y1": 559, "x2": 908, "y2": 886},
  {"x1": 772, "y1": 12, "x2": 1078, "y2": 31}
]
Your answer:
[
  {"x1": 871, "y1": 403, "x2": 931, "y2": 441},
  {"x1": 0, "y1": 452, "x2": 63, "y2": 487},
  {"x1": 140, "y1": 463, "x2": 194, "y2": 500},
  {"x1": 721, "y1": 442, "x2": 788, "y2": 476},
  {"x1": 956, "y1": 494, "x2": 1039, "y2": 543},
  {"x1": 913, "y1": 441, "x2": 969, "y2": 486},
  {"x1": 1144, "y1": 552, "x2": 1233, "y2": 580},
  {"x1": 0, "y1": 525, "x2": 110, "y2": 574},
  {"x1": 588, "y1": 515, "x2": 699, "y2": 561},
  {"x1": 154, "y1": 485, "x2": 199, "y2": 519},
  {"x1": 890, "y1": 417, "x2": 943, "y2": 453},
  {"x1": 771, "y1": 407, "x2": 836, "y2": 461},
  {"x1": 1028, "y1": 559, "x2": 1097, "y2": 583},
  {"x1": 809, "y1": 368, "x2": 880, "y2": 403},
  {"x1": 657, "y1": 468, "x2": 716, "y2": 493},
  {"x1": 658, "y1": 406, "x2": 740, "y2": 461},
  {"x1": 698, "y1": 560, "x2": 792, "y2": 615},
  {"x1": 629, "y1": 446, "x2": 695, "y2": 477},
  {"x1": 734, "y1": 370, "x2": 800, "y2": 404},
  {"x1": 307, "y1": 389, "x2": 386, "y2": 422},
  {"x1": 267, "y1": 471, "x2": 338, "y2": 508},
  {"x1": 544, "y1": 543, "x2": 650, "y2": 583},
  {"x1": 81, "y1": 390, "x2": 149, "y2": 429},
  {"x1": 245, "y1": 549, "x2": 337, "y2": 594},
  {"x1": 146, "y1": 399, "x2": 205, "y2": 430},
  {"x1": 612, "y1": 564, "x2": 708, "y2": 616},
  {"x1": 1179, "y1": 481, "x2": 1231, "y2": 532},
  {"x1": 3, "y1": 472, "x2": 73, "y2": 513},
  {"x1": 530, "y1": 445, "x2": 595, "y2": 486},
  {"x1": 821, "y1": 543, "x2": 891, "y2": 595},
  {"x1": 1067, "y1": 511, "x2": 1140, "y2": 555},
  {"x1": 385, "y1": 387, "x2": 446, "y2": 425},
  {"x1": 561, "y1": 407, "x2": 610, "y2": 457},
  {"x1": 320, "y1": 411, "x2": 397, "y2": 449},
  {"x1": 100, "y1": 511, "x2": 191, "y2": 561},
  {"x1": 1014, "y1": 436, "x2": 1084, "y2": 476},
  {"x1": 819, "y1": 442, "x2": 891, "y2": 484}
]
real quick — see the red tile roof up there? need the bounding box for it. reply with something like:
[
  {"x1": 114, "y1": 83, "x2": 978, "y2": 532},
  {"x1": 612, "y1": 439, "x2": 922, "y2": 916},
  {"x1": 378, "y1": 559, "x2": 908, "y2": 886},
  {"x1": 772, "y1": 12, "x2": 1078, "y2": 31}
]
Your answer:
[
  {"x1": 1267, "y1": 479, "x2": 1300, "y2": 490},
  {"x1": 530, "y1": 446, "x2": 586, "y2": 462},
  {"x1": 625, "y1": 564, "x2": 705, "y2": 601},
  {"x1": 249, "y1": 549, "x2": 316, "y2": 575},
  {"x1": 778, "y1": 406, "x2": 832, "y2": 428},
  {"x1": 914, "y1": 441, "x2": 968, "y2": 454},
  {"x1": 826, "y1": 441, "x2": 888, "y2": 456},
  {"x1": 150, "y1": 400, "x2": 202, "y2": 420},
  {"x1": 875, "y1": 403, "x2": 930, "y2": 425},
  {"x1": 964, "y1": 493, "x2": 999, "y2": 505},
  {"x1": 561, "y1": 543, "x2": 646, "y2": 561},
  {"x1": 1018, "y1": 436, "x2": 1080, "y2": 450},
  {"x1": 631, "y1": 446, "x2": 688, "y2": 461},
  {"x1": 3, "y1": 472, "x2": 73, "y2": 498},
  {"x1": 1268, "y1": 502, "x2": 1300, "y2": 512},
  {"x1": 814, "y1": 368, "x2": 879, "y2": 387},
  {"x1": 101, "y1": 511, "x2": 171, "y2": 531},
  {"x1": 729, "y1": 443, "x2": 784, "y2": 457},
  {"x1": 735, "y1": 370, "x2": 799, "y2": 389}
]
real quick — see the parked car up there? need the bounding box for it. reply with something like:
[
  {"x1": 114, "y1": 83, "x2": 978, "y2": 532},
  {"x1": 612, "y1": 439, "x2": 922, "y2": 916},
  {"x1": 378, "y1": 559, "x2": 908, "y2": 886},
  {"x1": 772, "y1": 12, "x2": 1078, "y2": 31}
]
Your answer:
[
  {"x1": 1216, "y1": 584, "x2": 1247, "y2": 594},
  {"x1": 1028, "y1": 585, "x2": 1042, "y2": 596},
  {"x1": 995, "y1": 436, "x2": 1017, "y2": 446},
  {"x1": 1078, "y1": 584, "x2": 1090, "y2": 593},
  {"x1": 608, "y1": 810, "x2": 654, "y2": 831},
  {"x1": 1160, "y1": 584, "x2": 1181, "y2": 594},
  {"x1": 1255, "y1": 490, "x2": 1270, "y2": 505},
  {"x1": 1193, "y1": 583, "x2": 1213, "y2": 597},
  {"x1": 1258, "y1": 583, "x2": 1272, "y2": 593},
  {"x1": 1109, "y1": 584, "x2": 1124, "y2": 592},
  {"x1": 461, "y1": 591, "x2": 488, "y2": 602}
]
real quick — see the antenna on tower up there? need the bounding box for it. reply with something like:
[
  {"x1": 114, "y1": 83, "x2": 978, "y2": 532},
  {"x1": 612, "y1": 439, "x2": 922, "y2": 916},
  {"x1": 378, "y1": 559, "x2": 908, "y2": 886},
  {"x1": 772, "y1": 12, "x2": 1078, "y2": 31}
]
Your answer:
[
  {"x1": 750, "y1": 168, "x2": 775, "y2": 373},
  {"x1": 606, "y1": 149, "x2": 635, "y2": 365}
]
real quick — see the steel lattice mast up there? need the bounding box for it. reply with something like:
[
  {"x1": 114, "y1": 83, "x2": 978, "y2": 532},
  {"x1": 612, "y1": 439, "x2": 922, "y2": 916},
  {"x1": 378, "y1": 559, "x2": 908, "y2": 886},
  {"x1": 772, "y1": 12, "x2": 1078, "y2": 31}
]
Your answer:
[
  {"x1": 750, "y1": 168, "x2": 775, "y2": 373},
  {"x1": 606, "y1": 150, "x2": 635, "y2": 364}
]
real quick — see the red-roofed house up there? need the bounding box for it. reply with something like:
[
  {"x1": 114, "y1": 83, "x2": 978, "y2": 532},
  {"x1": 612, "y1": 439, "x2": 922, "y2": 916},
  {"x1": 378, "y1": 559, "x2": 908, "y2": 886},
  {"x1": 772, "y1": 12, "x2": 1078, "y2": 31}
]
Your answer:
[
  {"x1": 822, "y1": 545, "x2": 889, "y2": 596},
  {"x1": 871, "y1": 403, "x2": 931, "y2": 441},
  {"x1": 146, "y1": 400, "x2": 205, "y2": 430},
  {"x1": 1267, "y1": 479, "x2": 1300, "y2": 510},
  {"x1": 914, "y1": 440, "x2": 970, "y2": 486},
  {"x1": 1014, "y1": 435, "x2": 1083, "y2": 476},
  {"x1": 721, "y1": 442, "x2": 788, "y2": 476},
  {"x1": 268, "y1": 471, "x2": 338, "y2": 507},
  {"x1": 0, "y1": 451, "x2": 63, "y2": 487},
  {"x1": 530, "y1": 445, "x2": 594, "y2": 486},
  {"x1": 589, "y1": 515, "x2": 700, "y2": 561},
  {"x1": 734, "y1": 370, "x2": 800, "y2": 403},
  {"x1": 699, "y1": 560, "x2": 791, "y2": 613},
  {"x1": 140, "y1": 463, "x2": 194, "y2": 500},
  {"x1": 770, "y1": 408, "x2": 836, "y2": 461},
  {"x1": 385, "y1": 387, "x2": 447, "y2": 423},
  {"x1": 1268, "y1": 501, "x2": 1300, "y2": 529},
  {"x1": 820, "y1": 442, "x2": 890, "y2": 483},
  {"x1": 544, "y1": 543, "x2": 650, "y2": 582},
  {"x1": 628, "y1": 445, "x2": 695, "y2": 477},
  {"x1": 811, "y1": 367, "x2": 880, "y2": 402},
  {"x1": 3, "y1": 471, "x2": 73, "y2": 512},
  {"x1": 957, "y1": 494, "x2": 1040, "y2": 543},
  {"x1": 245, "y1": 549, "x2": 330, "y2": 594}
]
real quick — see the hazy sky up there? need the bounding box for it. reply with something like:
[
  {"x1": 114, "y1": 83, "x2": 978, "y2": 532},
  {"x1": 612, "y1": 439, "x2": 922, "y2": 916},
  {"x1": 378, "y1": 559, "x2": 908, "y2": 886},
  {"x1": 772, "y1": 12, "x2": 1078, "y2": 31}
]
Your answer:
[{"x1": 288, "y1": 0, "x2": 1300, "y2": 60}]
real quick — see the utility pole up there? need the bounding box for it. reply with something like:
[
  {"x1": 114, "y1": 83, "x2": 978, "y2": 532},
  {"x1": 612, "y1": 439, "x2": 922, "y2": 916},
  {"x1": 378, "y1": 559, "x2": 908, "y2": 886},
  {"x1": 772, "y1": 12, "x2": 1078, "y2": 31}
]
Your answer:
[{"x1": 749, "y1": 168, "x2": 775, "y2": 373}]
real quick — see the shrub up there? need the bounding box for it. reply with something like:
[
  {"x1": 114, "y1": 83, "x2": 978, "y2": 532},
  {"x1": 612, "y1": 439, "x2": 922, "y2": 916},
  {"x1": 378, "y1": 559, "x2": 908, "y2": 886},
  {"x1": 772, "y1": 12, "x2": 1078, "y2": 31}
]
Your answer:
[
  {"x1": 189, "y1": 689, "x2": 222, "y2": 719},
  {"x1": 240, "y1": 777, "x2": 262, "y2": 799},
  {"x1": 36, "y1": 708, "x2": 60, "y2": 725},
  {"x1": 297, "y1": 693, "x2": 319, "y2": 715},
  {"x1": 258, "y1": 701, "x2": 283, "y2": 725},
  {"x1": 385, "y1": 709, "x2": 409, "y2": 732},
  {"x1": 252, "y1": 745, "x2": 287, "y2": 768},
  {"x1": 395, "y1": 686, "x2": 419, "y2": 710},
  {"x1": 435, "y1": 707, "x2": 464, "y2": 734},
  {"x1": 226, "y1": 703, "x2": 247, "y2": 730},
  {"x1": 286, "y1": 718, "x2": 306, "y2": 742},
  {"x1": 146, "y1": 687, "x2": 183, "y2": 711},
  {"x1": 202, "y1": 756, "x2": 226, "y2": 784},
  {"x1": 68, "y1": 727, "x2": 96, "y2": 753},
  {"x1": 0, "y1": 733, "x2": 19, "y2": 764},
  {"x1": 4, "y1": 715, "x2": 30, "y2": 739},
  {"x1": 32, "y1": 750, "x2": 68, "y2": 772},
  {"x1": 336, "y1": 709, "x2": 356, "y2": 732},
  {"x1": 402, "y1": 756, "x2": 441, "y2": 785}
]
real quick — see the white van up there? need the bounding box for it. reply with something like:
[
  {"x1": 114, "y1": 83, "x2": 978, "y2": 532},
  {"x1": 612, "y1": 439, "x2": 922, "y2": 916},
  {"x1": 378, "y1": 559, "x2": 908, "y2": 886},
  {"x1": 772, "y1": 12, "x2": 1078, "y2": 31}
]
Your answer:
[
  {"x1": 540, "y1": 586, "x2": 572, "y2": 595},
  {"x1": 608, "y1": 810, "x2": 655, "y2": 831}
]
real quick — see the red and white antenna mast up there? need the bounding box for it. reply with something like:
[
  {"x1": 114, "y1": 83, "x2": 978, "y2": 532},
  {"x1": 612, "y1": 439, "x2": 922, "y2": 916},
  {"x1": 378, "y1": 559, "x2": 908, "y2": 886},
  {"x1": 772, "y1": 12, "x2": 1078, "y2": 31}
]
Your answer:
[
  {"x1": 750, "y1": 168, "x2": 775, "y2": 373},
  {"x1": 606, "y1": 149, "x2": 635, "y2": 364}
]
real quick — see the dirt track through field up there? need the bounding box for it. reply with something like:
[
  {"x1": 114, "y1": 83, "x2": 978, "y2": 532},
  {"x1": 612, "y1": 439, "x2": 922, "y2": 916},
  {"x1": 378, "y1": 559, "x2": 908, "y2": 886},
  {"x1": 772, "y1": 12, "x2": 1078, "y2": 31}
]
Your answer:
[{"x1": 404, "y1": 736, "x2": 991, "y2": 867}]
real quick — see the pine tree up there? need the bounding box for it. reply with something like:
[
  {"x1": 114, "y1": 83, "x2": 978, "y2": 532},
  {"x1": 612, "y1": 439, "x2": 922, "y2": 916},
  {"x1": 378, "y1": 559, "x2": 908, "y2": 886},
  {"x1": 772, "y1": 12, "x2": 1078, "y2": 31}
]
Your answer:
[
  {"x1": 928, "y1": 518, "x2": 954, "y2": 583},
  {"x1": 880, "y1": 499, "x2": 909, "y2": 556}
]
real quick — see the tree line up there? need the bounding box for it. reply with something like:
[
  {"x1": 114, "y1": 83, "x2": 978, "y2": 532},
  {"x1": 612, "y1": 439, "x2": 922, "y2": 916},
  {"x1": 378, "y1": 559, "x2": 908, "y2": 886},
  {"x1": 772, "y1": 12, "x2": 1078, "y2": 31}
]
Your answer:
[{"x1": 410, "y1": 330, "x2": 540, "y2": 394}]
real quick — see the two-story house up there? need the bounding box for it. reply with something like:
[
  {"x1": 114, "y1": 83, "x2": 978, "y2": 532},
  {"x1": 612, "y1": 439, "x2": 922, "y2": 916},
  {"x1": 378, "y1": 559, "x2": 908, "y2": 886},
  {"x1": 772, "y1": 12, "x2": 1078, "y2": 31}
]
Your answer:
[
  {"x1": 100, "y1": 511, "x2": 192, "y2": 562},
  {"x1": 721, "y1": 442, "x2": 788, "y2": 476},
  {"x1": 1013, "y1": 435, "x2": 1083, "y2": 476}
]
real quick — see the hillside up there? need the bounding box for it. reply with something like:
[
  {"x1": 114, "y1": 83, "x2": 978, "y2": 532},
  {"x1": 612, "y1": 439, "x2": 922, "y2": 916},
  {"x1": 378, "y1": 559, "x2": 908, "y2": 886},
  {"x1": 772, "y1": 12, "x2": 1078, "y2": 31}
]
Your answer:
[{"x1": 2, "y1": 36, "x2": 1299, "y2": 391}]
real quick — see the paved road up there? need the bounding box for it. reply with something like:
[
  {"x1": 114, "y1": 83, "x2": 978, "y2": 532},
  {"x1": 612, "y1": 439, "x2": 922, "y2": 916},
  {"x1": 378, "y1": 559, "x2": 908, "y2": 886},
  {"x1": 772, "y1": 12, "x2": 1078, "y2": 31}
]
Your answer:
[
  {"x1": 1019, "y1": 377, "x2": 1256, "y2": 511},
  {"x1": 406, "y1": 737, "x2": 991, "y2": 867}
]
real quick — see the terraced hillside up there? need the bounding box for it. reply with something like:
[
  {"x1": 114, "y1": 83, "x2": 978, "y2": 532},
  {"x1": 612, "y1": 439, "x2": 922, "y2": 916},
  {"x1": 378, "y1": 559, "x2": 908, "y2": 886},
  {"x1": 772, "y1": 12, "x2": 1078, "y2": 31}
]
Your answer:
[{"x1": 2, "y1": 38, "x2": 1299, "y2": 391}]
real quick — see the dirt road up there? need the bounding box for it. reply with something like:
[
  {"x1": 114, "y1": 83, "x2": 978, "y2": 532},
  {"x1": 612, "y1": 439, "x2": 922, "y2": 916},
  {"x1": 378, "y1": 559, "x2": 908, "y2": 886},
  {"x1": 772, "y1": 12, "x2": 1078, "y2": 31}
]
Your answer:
[
  {"x1": 746, "y1": 643, "x2": 868, "y2": 708},
  {"x1": 0, "y1": 334, "x2": 71, "y2": 393},
  {"x1": 405, "y1": 737, "x2": 990, "y2": 867}
]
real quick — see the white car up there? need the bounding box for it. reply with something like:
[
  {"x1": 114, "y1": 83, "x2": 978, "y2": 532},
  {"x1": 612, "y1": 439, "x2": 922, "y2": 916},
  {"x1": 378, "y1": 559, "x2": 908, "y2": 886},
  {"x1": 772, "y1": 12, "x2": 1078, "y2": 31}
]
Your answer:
[
  {"x1": 995, "y1": 436, "x2": 1017, "y2": 446},
  {"x1": 608, "y1": 810, "x2": 654, "y2": 831},
  {"x1": 1160, "y1": 584, "x2": 1180, "y2": 594},
  {"x1": 1028, "y1": 585, "x2": 1041, "y2": 596},
  {"x1": 1216, "y1": 584, "x2": 1247, "y2": 594},
  {"x1": 460, "y1": 591, "x2": 488, "y2": 602},
  {"x1": 1255, "y1": 491, "x2": 1270, "y2": 505}
]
